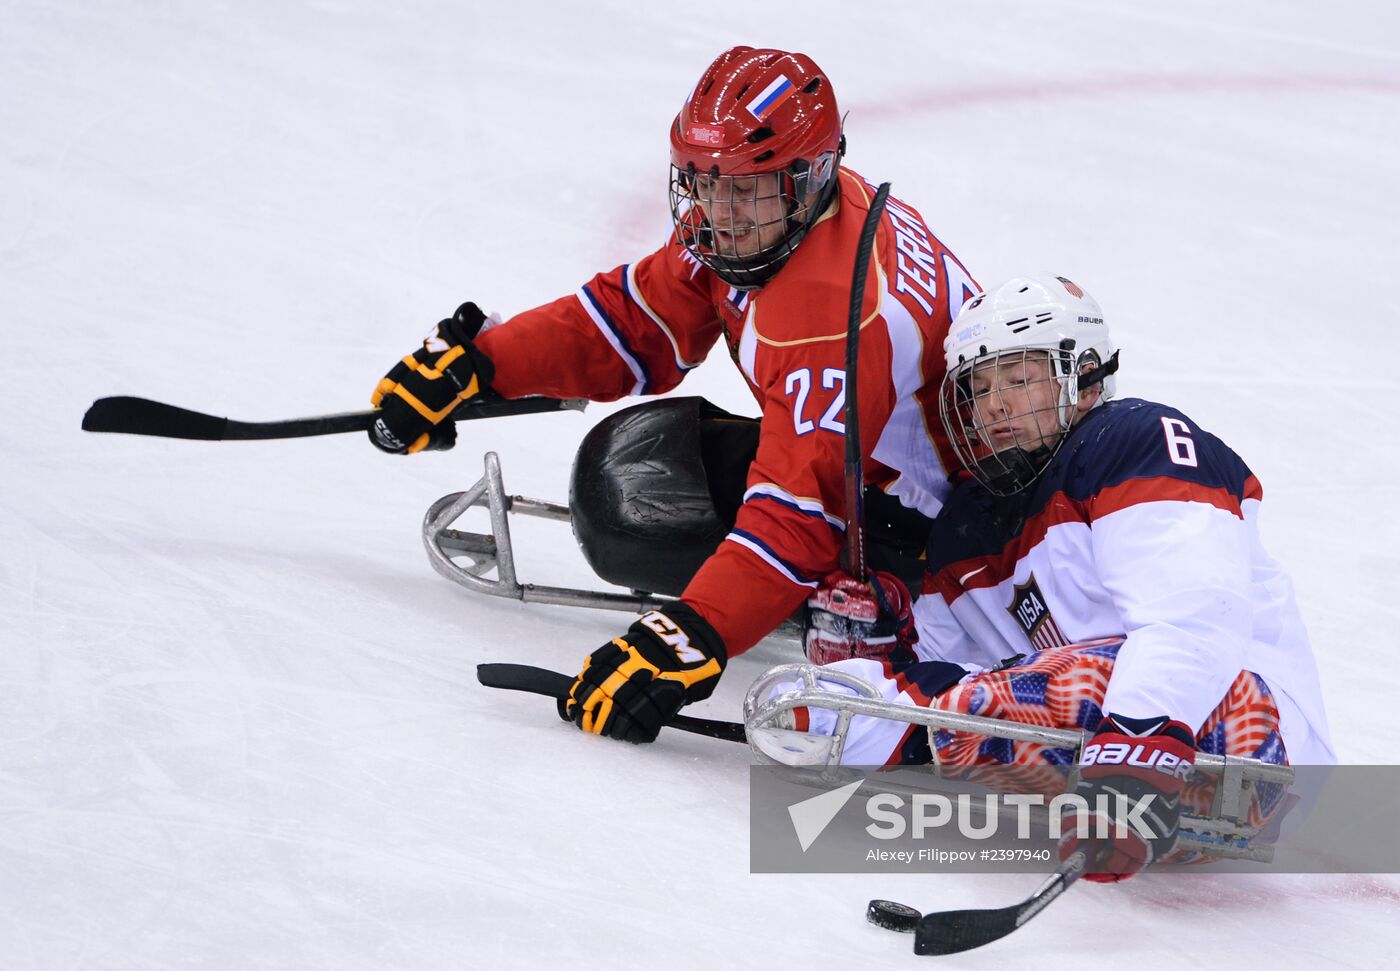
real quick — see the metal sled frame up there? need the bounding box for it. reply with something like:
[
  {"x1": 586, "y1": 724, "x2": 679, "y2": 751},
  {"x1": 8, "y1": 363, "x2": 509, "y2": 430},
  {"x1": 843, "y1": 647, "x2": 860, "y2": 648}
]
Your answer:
[
  {"x1": 424, "y1": 452, "x2": 802, "y2": 637},
  {"x1": 423, "y1": 451, "x2": 686, "y2": 615},
  {"x1": 744, "y1": 664, "x2": 1297, "y2": 863}
]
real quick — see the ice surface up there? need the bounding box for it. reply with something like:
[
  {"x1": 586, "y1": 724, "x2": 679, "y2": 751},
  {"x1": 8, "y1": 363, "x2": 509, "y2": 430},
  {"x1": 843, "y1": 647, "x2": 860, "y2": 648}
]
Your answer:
[{"x1": 4, "y1": 2, "x2": 1398, "y2": 968}]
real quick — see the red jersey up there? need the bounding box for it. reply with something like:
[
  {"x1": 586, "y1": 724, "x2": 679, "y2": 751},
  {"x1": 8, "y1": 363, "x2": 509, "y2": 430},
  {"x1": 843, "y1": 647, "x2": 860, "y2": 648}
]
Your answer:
[{"x1": 476, "y1": 168, "x2": 976, "y2": 654}]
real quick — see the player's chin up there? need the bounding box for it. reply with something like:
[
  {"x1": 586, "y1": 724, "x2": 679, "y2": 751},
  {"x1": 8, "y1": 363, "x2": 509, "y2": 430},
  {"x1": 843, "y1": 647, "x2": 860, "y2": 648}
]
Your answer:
[
  {"x1": 713, "y1": 230, "x2": 758, "y2": 256},
  {"x1": 999, "y1": 429, "x2": 1047, "y2": 451}
]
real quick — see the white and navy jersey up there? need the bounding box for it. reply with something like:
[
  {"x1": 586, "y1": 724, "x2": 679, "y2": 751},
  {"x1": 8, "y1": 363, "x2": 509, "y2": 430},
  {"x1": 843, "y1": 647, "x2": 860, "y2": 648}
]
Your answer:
[{"x1": 912, "y1": 397, "x2": 1335, "y2": 765}]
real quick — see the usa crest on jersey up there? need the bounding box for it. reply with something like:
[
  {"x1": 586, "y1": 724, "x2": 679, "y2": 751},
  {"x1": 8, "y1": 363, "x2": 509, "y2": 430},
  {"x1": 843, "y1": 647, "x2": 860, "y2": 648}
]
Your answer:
[{"x1": 1007, "y1": 573, "x2": 1070, "y2": 651}]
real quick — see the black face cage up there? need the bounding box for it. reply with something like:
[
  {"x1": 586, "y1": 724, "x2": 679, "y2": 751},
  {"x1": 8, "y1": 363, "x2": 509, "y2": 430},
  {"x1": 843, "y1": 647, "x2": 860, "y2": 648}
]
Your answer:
[
  {"x1": 938, "y1": 347, "x2": 1077, "y2": 496},
  {"x1": 668, "y1": 155, "x2": 836, "y2": 290}
]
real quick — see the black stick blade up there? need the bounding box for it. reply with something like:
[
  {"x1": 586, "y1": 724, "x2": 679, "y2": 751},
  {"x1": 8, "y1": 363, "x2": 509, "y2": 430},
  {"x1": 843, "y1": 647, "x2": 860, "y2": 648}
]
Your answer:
[
  {"x1": 913, "y1": 907, "x2": 1021, "y2": 956},
  {"x1": 476, "y1": 663, "x2": 572, "y2": 698},
  {"x1": 82, "y1": 393, "x2": 583, "y2": 441},
  {"x1": 82, "y1": 396, "x2": 228, "y2": 440},
  {"x1": 912, "y1": 857, "x2": 1080, "y2": 955}
]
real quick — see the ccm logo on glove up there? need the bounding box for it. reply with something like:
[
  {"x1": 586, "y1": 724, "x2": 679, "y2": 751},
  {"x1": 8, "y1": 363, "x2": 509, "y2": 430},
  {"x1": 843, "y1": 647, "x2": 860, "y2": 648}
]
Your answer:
[
  {"x1": 638, "y1": 610, "x2": 706, "y2": 663},
  {"x1": 561, "y1": 602, "x2": 727, "y2": 744}
]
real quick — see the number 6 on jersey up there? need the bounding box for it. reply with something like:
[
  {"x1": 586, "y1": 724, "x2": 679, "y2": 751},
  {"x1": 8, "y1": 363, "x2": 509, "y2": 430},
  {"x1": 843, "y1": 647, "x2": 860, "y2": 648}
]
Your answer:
[{"x1": 1161, "y1": 417, "x2": 1198, "y2": 467}]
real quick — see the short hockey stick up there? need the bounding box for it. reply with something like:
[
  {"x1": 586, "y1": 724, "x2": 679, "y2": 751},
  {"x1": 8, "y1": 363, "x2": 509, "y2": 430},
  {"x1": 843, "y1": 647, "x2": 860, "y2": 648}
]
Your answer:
[
  {"x1": 868, "y1": 850, "x2": 1087, "y2": 955},
  {"x1": 475, "y1": 663, "x2": 747, "y2": 744},
  {"x1": 842, "y1": 181, "x2": 892, "y2": 582},
  {"x1": 81, "y1": 392, "x2": 586, "y2": 441}
]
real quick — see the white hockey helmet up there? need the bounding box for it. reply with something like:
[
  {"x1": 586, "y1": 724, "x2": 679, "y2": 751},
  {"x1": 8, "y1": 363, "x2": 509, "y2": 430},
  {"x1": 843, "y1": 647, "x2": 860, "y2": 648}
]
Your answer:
[{"x1": 939, "y1": 274, "x2": 1119, "y2": 494}]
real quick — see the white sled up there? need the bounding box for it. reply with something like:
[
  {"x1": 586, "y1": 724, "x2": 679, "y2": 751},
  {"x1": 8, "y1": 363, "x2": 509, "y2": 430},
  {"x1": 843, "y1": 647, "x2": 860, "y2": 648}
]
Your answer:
[{"x1": 743, "y1": 663, "x2": 1296, "y2": 863}]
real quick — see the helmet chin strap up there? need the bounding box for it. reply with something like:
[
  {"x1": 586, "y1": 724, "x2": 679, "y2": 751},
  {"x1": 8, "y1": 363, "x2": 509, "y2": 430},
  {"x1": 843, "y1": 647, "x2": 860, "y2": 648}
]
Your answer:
[
  {"x1": 974, "y1": 444, "x2": 1057, "y2": 496},
  {"x1": 1058, "y1": 348, "x2": 1121, "y2": 426},
  {"x1": 1077, "y1": 350, "x2": 1121, "y2": 390}
]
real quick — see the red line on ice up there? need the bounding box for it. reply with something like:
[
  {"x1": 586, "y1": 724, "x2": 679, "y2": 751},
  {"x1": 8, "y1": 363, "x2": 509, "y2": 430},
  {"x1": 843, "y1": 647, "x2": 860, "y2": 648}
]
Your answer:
[{"x1": 614, "y1": 72, "x2": 1398, "y2": 268}]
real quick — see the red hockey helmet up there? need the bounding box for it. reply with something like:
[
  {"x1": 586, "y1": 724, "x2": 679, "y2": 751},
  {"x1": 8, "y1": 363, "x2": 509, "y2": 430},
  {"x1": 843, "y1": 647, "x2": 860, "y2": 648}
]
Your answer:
[{"x1": 668, "y1": 47, "x2": 844, "y2": 289}]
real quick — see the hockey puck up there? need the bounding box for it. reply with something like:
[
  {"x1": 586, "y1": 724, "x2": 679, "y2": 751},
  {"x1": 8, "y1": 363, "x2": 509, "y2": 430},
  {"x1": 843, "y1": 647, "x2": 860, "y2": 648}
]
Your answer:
[{"x1": 866, "y1": 899, "x2": 921, "y2": 933}]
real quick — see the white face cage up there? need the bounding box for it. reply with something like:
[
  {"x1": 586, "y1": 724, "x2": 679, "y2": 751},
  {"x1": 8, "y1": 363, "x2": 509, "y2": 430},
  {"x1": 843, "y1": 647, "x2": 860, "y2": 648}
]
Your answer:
[
  {"x1": 667, "y1": 153, "x2": 836, "y2": 290},
  {"x1": 938, "y1": 345, "x2": 1083, "y2": 496}
]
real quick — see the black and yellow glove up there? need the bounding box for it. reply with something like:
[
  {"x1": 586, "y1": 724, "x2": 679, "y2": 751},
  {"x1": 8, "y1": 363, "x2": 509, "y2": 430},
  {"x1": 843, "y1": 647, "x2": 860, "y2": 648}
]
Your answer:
[
  {"x1": 560, "y1": 603, "x2": 727, "y2": 743},
  {"x1": 368, "y1": 302, "x2": 496, "y2": 454}
]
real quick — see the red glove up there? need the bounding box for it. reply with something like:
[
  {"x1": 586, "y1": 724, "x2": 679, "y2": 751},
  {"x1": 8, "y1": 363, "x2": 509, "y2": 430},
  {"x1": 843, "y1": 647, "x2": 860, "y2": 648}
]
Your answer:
[
  {"x1": 803, "y1": 570, "x2": 916, "y2": 666},
  {"x1": 1059, "y1": 714, "x2": 1197, "y2": 882}
]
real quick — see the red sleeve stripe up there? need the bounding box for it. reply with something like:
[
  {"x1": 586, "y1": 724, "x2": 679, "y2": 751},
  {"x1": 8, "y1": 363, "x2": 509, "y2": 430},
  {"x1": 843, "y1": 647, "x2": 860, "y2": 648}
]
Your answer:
[
  {"x1": 743, "y1": 483, "x2": 847, "y2": 531},
  {"x1": 726, "y1": 529, "x2": 821, "y2": 588},
  {"x1": 925, "y1": 554, "x2": 1007, "y2": 598},
  {"x1": 884, "y1": 658, "x2": 934, "y2": 708},
  {"x1": 1085, "y1": 475, "x2": 1250, "y2": 521},
  {"x1": 928, "y1": 476, "x2": 1255, "y2": 597},
  {"x1": 577, "y1": 283, "x2": 649, "y2": 395}
]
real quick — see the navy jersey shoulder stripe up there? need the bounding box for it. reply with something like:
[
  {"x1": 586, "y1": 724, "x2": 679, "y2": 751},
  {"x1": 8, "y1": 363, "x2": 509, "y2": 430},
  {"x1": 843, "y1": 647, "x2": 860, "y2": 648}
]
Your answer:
[
  {"x1": 1048, "y1": 398, "x2": 1257, "y2": 505},
  {"x1": 924, "y1": 398, "x2": 1258, "y2": 576}
]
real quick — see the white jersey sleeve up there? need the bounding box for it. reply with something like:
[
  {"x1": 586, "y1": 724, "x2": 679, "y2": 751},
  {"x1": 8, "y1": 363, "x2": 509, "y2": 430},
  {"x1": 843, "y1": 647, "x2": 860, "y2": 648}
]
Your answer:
[{"x1": 1091, "y1": 498, "x2": 1254, "y2": 731}]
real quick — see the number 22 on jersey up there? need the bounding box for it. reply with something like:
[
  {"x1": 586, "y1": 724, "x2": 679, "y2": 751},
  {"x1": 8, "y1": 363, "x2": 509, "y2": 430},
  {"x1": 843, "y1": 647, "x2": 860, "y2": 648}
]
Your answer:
[{"x1": 784, "y1": 367, "x2": 846, "y2": 435}]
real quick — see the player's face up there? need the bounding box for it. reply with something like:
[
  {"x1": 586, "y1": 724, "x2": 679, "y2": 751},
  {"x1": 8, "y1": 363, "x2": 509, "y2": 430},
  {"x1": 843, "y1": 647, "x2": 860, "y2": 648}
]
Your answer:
[
  {"x1": 692, "y1": 172, "x2": 790, "y2": 259},
  {"x1": 968, "y1": 353, "x2": 1064, "y2": 454}
]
